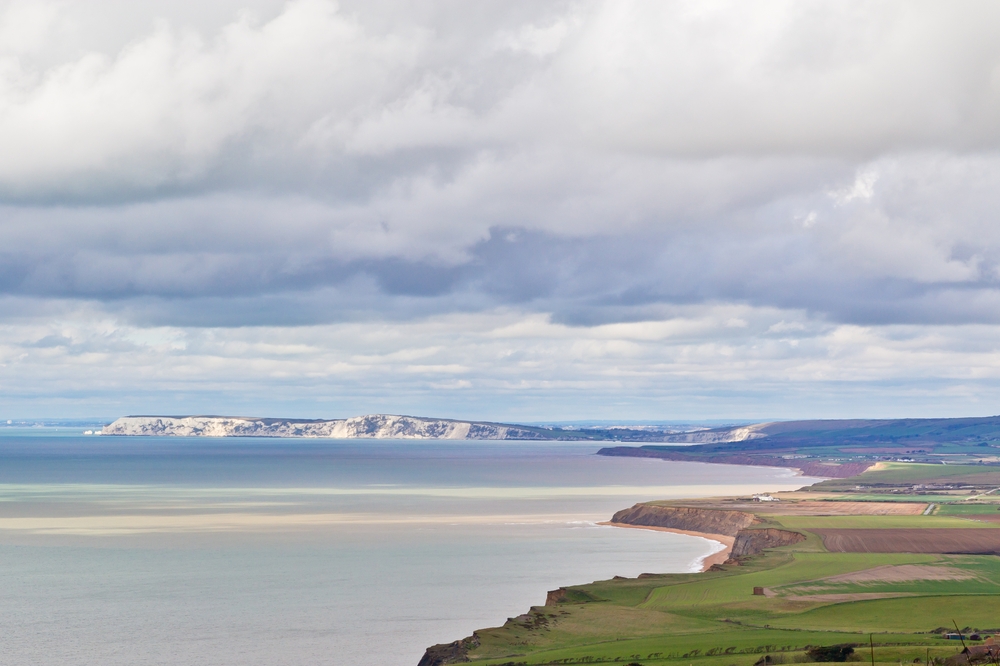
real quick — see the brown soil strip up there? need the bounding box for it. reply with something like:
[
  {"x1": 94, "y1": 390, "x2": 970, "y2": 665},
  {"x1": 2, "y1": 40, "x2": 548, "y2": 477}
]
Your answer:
[
  {"x1": 966, "y1": 514, "x2": 1000, "y2": 523},
  {"x1": 814, "y1": 528, "x2": 1000, "y2": 554},
  {"x1": 599, "y1": 521, "x2": 735, "y2": 571},
  {"x1": 754, "y1": 501, "x2": 927, "y2": 516}
]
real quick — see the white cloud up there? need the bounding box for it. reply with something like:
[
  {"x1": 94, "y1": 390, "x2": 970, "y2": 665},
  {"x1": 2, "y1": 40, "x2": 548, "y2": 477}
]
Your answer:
[
  {"x1": 1, "y1": 0, "x2": 1000, "y2": 197},
  {"x1": 833, "y1": 168, "x2": 879, "y2": 204},
  {"x1": 0, "y1": 1, "x2": 1000, "y2": 415},
  {"x1": 3, "y1": 305, "x2": 1000, "y2": 419},
  {"x1": 500, "y1": 18, "x2": 575, "y2": 57},
  {"x1": 0, "y1": 1, "x2": 61, "y2": 56},
  {"x1": 0, "y1": 0, "x2": 422, "y2": 194}
]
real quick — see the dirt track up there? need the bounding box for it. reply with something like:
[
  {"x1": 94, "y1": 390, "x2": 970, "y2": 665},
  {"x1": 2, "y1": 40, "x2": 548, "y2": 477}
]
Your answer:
[{"x1": 815, "y1": 528, "x2": 1000, "y2": 553}]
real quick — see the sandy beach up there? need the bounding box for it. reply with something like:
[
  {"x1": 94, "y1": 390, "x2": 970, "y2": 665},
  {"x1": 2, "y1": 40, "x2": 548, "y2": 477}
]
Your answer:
[{"x1": 599, "y1": 521, "x2": 734, "y2": 571}]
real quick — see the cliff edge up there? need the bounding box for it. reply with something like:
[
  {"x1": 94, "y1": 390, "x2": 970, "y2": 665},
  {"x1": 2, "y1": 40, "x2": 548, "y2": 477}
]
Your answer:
[
  {"x1": 610, "y1": 503, "x2": 759, "y2": 536},
  {"x1": 417, "y1": 634, "x2": 480, "y2": 666},
  {"x1": 728, "y1": 527, "x2": 805, "y2": 559},
  {"x1": 610, "y1": 503, "x2": 805, "y2": 563},
  {"x1": 418, "y1": 502, "x2": 809, "y2": 665}
]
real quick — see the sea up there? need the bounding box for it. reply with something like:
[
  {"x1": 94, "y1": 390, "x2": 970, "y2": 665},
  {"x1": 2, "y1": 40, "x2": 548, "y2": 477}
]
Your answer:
[{"x1": 0, "y1": 428, "x2": 821, "y2": 666}]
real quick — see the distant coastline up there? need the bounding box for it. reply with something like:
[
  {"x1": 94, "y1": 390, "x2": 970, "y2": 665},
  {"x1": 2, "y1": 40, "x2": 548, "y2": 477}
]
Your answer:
[
  {"x1": 103, "y1": 414, "x2": 1000, "y2": 481},
  {"x1": 100, "y1": 414, "x2": 700, "y2": 441}
]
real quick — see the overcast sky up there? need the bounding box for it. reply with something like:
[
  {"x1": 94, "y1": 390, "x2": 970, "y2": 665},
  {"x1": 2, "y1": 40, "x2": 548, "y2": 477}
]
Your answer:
[{"x1": 3, "y1": 0, "x2": 1000, "y2": 420}]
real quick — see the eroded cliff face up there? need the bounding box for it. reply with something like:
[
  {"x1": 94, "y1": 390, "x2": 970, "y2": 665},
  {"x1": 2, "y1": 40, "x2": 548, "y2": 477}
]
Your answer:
[
  {"x1": 610, "y1": 504, "x2": 759, "y2": 536},
  {"x1": 728, "y1": 528, "x2": 805, "y2": 559},
  {"x1": 654, "y1": 423, "x2": 771, "y2": 443},
  {"x1": 101, "y1": 415, "x2": 549, "y2": 440},
  {"x1": 610, "y1": 504, "x2": 806, "y2": 562},
  {"x1": 416, "y1": 634, "x2": 480, "y2": 666}
]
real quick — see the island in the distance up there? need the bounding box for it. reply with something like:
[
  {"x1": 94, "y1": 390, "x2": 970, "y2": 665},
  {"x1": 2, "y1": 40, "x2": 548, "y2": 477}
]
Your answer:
[
  {"x1": 102, "y1": 413, "x2": 780, "y2": 442},
  {"x1": 104, "y1": 414, "x2": 1000, "y2": 480},
  {"x1": 102, "y1": 414, "x2": 561, "y2": 440}
]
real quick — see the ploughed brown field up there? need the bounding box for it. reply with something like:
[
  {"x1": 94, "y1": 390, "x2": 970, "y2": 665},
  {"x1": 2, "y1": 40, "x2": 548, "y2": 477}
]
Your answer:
[
  {"x1": 750, "y1": 501, "x2": 928, "y2": 516},
  {"x1": 815, "y1": 528, "x2": 1000, "y2": 554}
]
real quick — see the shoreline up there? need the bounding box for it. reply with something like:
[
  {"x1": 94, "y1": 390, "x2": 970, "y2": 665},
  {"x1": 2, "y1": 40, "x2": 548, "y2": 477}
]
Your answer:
[{"x1": 598, "y1": 521, "x2": 734, "y2": 572}]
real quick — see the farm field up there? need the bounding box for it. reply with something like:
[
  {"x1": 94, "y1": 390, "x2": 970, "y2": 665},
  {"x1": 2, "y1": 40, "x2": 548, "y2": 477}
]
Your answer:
[
  {"x1": 423, "y1": 461, "x2": 1000, "y2": 666},
  {"x1": 824, "y1": 494, "x2": 980, "y2": 503},
  {"x1": 935, "y1": 504, "x2": 1000, "y2": 515},
  {"x1": 963, "y1": 514, "x2": 1000, "y2": 523},
  {"x1": 810, "y1": 462, "x2": 1000, "y2": 491},
  {"x1": 702, "y1": 501, "x2": 931, "y2": 516},
  {"x1": 764, "y1": 595, "x2": 1000, "y2": 633},
  {"x1": 772, "y1": 515, "x2": 991, "y2": 529},
  {"x1": 812, "y1": 528, "x2": 1000, "y2": 554}
]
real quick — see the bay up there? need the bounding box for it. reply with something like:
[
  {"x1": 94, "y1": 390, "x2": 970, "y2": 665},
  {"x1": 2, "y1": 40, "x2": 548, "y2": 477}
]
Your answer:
[{"x1": 0, "y1": 429, "x2": 820, "y2": 666}]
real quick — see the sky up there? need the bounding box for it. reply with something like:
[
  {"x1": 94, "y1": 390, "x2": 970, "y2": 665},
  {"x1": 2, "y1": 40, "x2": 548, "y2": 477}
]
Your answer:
[{"x1": 3, "y1": 0, "x2": 1000, "y2": 421}]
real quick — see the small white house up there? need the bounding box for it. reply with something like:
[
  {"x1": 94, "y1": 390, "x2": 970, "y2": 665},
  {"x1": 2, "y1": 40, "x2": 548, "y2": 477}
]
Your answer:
[{"x1": 752, "y1": 494, "x2": 779, "y2": 502}]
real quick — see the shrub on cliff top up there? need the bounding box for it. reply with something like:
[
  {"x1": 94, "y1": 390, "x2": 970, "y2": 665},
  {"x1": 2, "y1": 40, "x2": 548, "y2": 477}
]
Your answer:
[{"x1": 807, "y1": 644, "x2": 857, "y2": 662}]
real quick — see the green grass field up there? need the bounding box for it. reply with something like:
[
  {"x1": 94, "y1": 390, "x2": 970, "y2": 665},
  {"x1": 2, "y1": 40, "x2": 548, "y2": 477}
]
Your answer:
[
  {"x1": 813, "y1": 462, "x2": 1000, "y2": 490},
  {"x1": 438, "y1": 462, "x2": 1000, "y2": 666},
  {"x1": 934, "y1": 502, "x2": 1000, "y2": 515},
  {"x1": 640, "y1": 552, "x2": 937, "y2": 610},
  {"x1": 765, "y1": 595, "x2": 1000, "y2": 633},
  {"x1": 460, "y1": 545, "x2": 993, "y2": 665}
]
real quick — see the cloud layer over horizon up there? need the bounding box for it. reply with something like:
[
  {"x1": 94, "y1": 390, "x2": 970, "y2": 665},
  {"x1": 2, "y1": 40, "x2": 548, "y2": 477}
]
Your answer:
[{"x1": 4, "y1": 0, "x2": 1000, "y2": 419}]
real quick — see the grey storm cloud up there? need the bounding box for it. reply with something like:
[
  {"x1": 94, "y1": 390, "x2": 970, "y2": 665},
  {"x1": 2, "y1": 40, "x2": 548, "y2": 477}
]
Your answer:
[{"x1": 0, "y1": 152, "x2": 998, "y2": 327}]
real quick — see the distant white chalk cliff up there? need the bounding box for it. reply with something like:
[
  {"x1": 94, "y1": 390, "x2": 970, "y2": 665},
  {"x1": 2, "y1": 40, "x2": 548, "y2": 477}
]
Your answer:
[{"x1": 101, "y1": 414, "x2": 552, "y2": 440}]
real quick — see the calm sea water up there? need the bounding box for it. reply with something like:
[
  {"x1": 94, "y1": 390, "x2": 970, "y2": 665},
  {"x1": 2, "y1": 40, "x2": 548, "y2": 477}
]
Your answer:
[{"x1": 0, "y1": 429, "x2": 819, "y2": 666}]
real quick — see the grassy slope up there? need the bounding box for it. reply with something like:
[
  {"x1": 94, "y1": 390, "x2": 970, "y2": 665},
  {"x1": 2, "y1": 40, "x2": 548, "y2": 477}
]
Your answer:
[
  {"x1": 454, "y1": 465, "x2": 1000, "y2": 666},
  {"x1": 936, "y1": 503, "x2": 1000, "y2": 515},
  {"x1": 600, "y1": 419, "x2": 1000, "y2": 479},
  {"x1": 765, "y1": 595, "x2": 1000, "y2": 633},
  {"x1": 812, "y1": 462, "x2": 1000, "y2": 489}
]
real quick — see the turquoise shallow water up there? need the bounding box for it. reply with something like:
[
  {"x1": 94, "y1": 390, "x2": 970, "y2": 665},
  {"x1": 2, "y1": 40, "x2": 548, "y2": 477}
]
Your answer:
[{"x1": 0, "y1": 429, "x2": 819, "y2": 665}]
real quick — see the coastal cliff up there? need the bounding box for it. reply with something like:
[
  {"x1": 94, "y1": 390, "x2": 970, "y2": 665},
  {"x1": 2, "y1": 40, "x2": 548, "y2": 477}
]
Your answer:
[
  {"x1": 609, "y1": 503, "x2": 804, "y2": 562},
  {"x1": 728, "y1": 527, "x2": 805, "y2": 559},
  {"x1": 102, "y1": 414, "x2": 553, "y2": 440},
  {"x1": 417, "y1": 503, "x2": 809, "y2": 665},
  {"x1": 100, "y1": 414, "x2": 696, "y2": 441},
  {"x1": 610, "y1": 503, "x2": 759, "y2": 536},
  {"x1": 417, "y1": 634, "x2": 480, "y2": 666}
]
